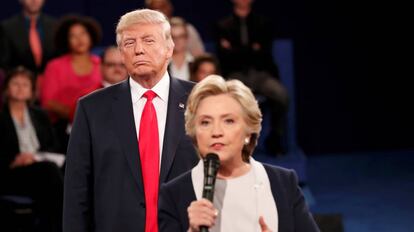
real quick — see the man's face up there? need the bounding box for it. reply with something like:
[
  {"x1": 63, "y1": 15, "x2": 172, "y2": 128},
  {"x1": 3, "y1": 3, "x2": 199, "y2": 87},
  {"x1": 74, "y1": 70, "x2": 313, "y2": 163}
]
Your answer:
[
  {"x1": 101, "y1": 48, "x2": 128, "y2": 85},
  {"x1": 147, "y1": 0, "x2": 173, "y2": 18},
  {"x1": 232, "y1": 0, "x2": 253, "y2": 8},
  {"x1": 20, "y1": 0, "x2": 45, "y2": 15},
  {"x1": 119, "y1": 23, "x2": 173, "y2": 80}
]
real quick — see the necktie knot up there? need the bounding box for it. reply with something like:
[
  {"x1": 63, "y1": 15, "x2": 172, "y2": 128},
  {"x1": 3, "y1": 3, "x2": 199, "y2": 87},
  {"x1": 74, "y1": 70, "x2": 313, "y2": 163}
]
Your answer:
[
  {"x1": 143, "y1": 90, "x2": 157, "y2": 101},
  {"x1": 30, "y1": 18, "x2": 37, "y2": 28}
]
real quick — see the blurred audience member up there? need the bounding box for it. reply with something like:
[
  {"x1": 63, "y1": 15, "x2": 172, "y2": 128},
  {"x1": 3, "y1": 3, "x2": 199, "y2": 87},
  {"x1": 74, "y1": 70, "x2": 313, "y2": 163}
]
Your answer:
[
  {"x1": 169, "y1": 17, "x2": 193, "y2": 81},
  {"x1": 215, "y1": 0, "x2": 278, "y2": 78},
  {"x1": 40, "y1": 15, "x2": 102, "y2": 151},
  {"x1": 146, "y1": 0, "x2": 205, "y2": 57},
  {"x1": 190, "y1": 53, "x2": 220, "y2": 82},
  {"x1": 0, "y1": 68, "x2": 5, "y2": 108},
  {"x1": 216, "y1": 0, "x2": 289, "y2": 154},
  {"x1": 100, "y1": 46, "x2": 128, "y2": 87},
  {"x1": 0, "y1": 66, "x2": 63, "y2": 232},
  {"x1": 0, "y1": 0, "x2": 56, "y2": 75}
]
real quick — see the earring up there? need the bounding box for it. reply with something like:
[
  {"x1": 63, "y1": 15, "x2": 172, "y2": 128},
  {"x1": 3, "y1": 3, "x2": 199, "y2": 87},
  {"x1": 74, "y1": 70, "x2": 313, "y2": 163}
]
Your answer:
[{"x1": 244, "y1": 137, "x2": 250, "y2": 145}]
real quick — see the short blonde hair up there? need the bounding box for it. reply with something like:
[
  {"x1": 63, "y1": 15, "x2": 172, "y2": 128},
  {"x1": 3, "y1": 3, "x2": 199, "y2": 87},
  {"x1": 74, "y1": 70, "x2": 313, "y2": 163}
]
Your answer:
[
  {"x1": 185, "y1": 75, "x2": 262, "y2": 162},
  {"x1": 116, "y1": 9, "x2": 173, "y2": 48}
]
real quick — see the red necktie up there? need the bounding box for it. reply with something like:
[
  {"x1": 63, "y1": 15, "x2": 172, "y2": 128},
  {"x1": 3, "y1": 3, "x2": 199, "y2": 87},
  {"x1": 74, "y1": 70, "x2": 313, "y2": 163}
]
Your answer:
[
  {"x1": 139, "y1": 90, "x2": 160, "y2": 232},
  {"x1": 29, "y1": 18, "x2": 42, "y2": 67}
]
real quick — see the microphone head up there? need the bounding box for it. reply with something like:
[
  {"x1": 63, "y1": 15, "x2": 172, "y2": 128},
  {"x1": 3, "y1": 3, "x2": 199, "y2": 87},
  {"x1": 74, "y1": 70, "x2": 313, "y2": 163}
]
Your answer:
[
  {"x1": 202, "y1": 153, "x2": 220, "y2": 200},
  {"x1": 205, "y1": 153, "x2": 219, "y2": 163},
  {"x1": 204, "y1": 153, "x2": 220, "y2": 170}
]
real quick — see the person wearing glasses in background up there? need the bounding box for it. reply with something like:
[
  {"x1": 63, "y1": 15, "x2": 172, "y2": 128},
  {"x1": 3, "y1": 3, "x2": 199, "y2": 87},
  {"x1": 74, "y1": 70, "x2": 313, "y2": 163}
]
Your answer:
[{"x1": 100, "y1": 45, "x2": 128, "y2": 87}]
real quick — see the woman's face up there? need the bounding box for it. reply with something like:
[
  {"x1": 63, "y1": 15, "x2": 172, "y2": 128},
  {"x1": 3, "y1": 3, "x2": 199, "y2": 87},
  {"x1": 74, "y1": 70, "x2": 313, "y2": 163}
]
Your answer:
[
  {"x1": 6, "y1": 74, "x2": 33, "y2": 102},
  {"x1": 68, "y1": 23, "x2": 92, "y2": 54},
  {"x1": 194, "y1": 94, "x2": 248, "y2": 166}
]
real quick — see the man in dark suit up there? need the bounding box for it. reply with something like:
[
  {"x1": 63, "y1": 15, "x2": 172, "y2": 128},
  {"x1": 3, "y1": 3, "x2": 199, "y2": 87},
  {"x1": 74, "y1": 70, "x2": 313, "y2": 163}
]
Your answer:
[
  {"x1": 215, "y1": 0, "x2": 289, "y2": 154},
  {"x1": 63, "y1": 9, "x2": 199, "y2": 232},
  {"x1": 0, "y1": 0, "x2": 56, "y2": 74}
]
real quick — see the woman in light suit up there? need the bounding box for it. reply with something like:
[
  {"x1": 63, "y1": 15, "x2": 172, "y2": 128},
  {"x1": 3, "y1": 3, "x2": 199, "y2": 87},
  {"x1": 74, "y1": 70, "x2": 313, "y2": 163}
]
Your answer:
[{"x1": 159, "y1": 75, "x2": 319, "y2": 232}]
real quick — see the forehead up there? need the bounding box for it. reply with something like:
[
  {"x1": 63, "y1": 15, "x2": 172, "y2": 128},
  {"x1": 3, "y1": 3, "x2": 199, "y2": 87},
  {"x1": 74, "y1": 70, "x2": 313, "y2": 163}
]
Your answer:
[
  {"x1": 69, "y1": 23, "x2": 87, "y2": 33},
  {"x1": 104, "y1": 48, "x2": 121, "y2": 59},
  {"x1": 197, "y1": 94, "x2": 242, "y2": 116},
  {"x1": 171, "y1": 25, "x2": 186, "y2": 34},
  {"x1": 199, "y1": 62, "x2": 216, "y2": 70},
  {"x1": 9, "y1": 74, "x2": 31, "y2": 83},
  {"x1": 121, "y1": 23, "x2": 164, "y2": 39}
]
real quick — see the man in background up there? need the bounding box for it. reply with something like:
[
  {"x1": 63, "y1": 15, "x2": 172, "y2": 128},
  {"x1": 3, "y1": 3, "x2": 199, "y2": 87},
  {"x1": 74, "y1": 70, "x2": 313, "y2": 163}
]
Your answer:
[
  {"x1": 216, "y1": 0, "x2": 289, "y2": 154},
  {"x1": 0, "y1": 0, "x2": 56, "y2": 75},
  {"x1": 100, "y1": 46, "x2": 128, "y2": 87}
]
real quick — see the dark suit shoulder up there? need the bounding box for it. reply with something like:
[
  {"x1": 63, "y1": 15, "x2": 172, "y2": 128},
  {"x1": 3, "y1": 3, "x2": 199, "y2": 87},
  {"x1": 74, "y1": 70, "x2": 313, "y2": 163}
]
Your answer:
[
  {"x1": 1, "y1": 14, "x2": 22, "y2": 29},
  {"x1": 39, "y1": 14, "x2": 56, "y2": 23},
  {"x1": 172, "y1": 77, "x2": 195, "y2": 92},
  {"x1": 262, "y1": 163, "x2": 297, "y2": 186},
  {"x1": 78, "y1": 81, "x2": 125, "y2": 106},
  {"x1": 162, "y1": 168, "x2": 193, "y2": 190},
  {"x1": 28, "y1": 105, "x2": 49, "y2": 116}
]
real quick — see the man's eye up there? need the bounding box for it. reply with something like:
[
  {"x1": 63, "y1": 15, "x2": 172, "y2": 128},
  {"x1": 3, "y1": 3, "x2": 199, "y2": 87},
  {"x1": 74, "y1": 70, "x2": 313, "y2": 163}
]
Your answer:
[{"x1": 124, "y1": 41, "x2": 134, "y2": 47}]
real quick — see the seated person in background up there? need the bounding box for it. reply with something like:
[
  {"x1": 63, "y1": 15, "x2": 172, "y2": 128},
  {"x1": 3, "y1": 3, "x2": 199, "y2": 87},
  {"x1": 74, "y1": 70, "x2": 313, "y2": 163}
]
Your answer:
[
  {"x1": 190, "y1": 53, "x2": 220, "y2": 82},
  {"x1": 100, "y1": 45, "x2": 128, "y2": 87},
  {"x1": 159, "y1": 75, "x2": 319, "y2": 232},
  {"x1": 215, "y1": 0, "x2": 288, "y2": 154},
  {"x1": 0, "y1": 66, "x2": 63, "y2": 232},
  {"x1": 40, "y1": 15, "x2": 102, "y2": 150},
  {"x1": 146, "y1": 0, "x2": 205, "y2": 57},
  {"x1": 169, "y1": 17, "x2": 193, "y2": 81}
]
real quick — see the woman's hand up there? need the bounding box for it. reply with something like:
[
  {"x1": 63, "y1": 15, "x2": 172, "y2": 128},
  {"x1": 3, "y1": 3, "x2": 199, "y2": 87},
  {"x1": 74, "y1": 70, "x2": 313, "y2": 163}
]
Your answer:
[
  {"x1": 187, "y1": 199, "x2": 218, "y2": 232},
  {"x1": 10, "y1": 153, "x2": 36, "y2": 168},
  {"x1": 259, "y1": 216, "x2": 273, "y2": 232}
]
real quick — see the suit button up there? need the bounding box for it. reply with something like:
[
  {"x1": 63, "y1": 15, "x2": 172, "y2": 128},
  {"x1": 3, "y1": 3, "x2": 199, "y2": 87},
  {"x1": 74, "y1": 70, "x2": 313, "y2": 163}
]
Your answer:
[{"x1": 140, "y1": 202, "x2": 145, "y2": 208}]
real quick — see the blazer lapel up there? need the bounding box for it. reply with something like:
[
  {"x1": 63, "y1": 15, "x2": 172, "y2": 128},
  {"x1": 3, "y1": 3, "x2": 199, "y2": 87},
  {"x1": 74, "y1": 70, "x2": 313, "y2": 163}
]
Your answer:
[
  {"x1": 159, "y1": 77, "x2": 188, "y2": 183},
  {"x1": 111, "y1": 80, "x2": 143, "y2": 193}
]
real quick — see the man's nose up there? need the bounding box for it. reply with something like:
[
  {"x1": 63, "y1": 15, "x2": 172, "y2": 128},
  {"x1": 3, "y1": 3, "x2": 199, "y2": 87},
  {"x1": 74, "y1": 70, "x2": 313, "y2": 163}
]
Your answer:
[{"x1": 134, "y1": 42, "x2": 144, "y2": 55}]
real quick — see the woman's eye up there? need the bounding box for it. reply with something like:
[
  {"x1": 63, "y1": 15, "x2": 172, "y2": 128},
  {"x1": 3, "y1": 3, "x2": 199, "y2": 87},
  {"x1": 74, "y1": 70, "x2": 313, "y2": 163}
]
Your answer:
[
  {"x1": 200, "y1": 120, "x2": 210, "y2": 126},
  {"x1": 225, "y1": 118, "x2": 234, "y2": 124}
]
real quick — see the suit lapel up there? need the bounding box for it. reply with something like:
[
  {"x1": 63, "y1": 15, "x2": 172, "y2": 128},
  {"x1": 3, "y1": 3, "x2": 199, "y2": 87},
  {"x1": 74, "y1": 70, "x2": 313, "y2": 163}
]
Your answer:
[
  {"x1": 111, "y1": 80, "x2": 144, "y2": 193},
  {"x1": 16, "y1": 15, "x2": 30, "y2": 57},
  {"x1": 159, "y1": 77, "x2": 188, "y2": 183}
]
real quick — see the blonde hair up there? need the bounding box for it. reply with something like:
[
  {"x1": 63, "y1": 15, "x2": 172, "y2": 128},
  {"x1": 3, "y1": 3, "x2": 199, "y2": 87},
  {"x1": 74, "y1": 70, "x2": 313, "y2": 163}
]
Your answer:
[
  {"x1": 169, "y1": 16, "x2": 187, "y2": 35},
  {"x1": 185, "y1": 75, "x2": 262, "y2": 162},
  {"x1": 116, "y1": 9, "x2": 173, "y2": 48}
]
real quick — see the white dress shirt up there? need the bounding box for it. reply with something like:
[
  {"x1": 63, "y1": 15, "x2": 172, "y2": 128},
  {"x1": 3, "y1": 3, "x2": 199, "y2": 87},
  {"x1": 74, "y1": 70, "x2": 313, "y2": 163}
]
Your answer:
[
  {"x1": 169, "y1": 53, "x2": 194, "y2": 81},
  {"x1": 129, "y1": 72, "x2": 170, "y2": 167}
]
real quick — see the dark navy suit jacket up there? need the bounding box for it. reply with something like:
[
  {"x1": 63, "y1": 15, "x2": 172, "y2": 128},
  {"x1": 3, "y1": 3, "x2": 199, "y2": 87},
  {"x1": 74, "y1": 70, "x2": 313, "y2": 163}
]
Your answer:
[
  {"x1": 63, "y1": 77, "x2": 199, "y2": 232},
  {"x1": 159, "y1": 163, "x2": 320, "y2": 232}
]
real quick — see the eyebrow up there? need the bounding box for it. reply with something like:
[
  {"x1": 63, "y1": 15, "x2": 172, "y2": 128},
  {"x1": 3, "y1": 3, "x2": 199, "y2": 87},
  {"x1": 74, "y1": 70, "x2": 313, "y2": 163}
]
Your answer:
[
  {"x1": 198, "y1": 113, "x2": 235, "y2": 119},
  {"x1": 141, "y1": 34, "x2": 155, "y2": 40}
]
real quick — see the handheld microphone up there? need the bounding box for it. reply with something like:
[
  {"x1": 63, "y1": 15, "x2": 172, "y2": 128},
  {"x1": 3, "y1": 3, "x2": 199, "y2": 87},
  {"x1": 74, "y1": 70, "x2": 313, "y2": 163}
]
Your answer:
[{"x1": 200, "y1": 153, "x2": 220, "y2": 232}]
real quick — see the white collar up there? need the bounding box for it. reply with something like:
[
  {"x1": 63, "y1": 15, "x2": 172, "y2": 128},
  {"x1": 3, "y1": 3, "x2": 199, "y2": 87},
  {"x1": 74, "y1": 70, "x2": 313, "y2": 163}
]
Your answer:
[
  {"x1": 191, "y1": 157, "x2": 279, "y2": 231},
  {"x1": 129, "y1": 71, "x2": 170, "y2": 103}
]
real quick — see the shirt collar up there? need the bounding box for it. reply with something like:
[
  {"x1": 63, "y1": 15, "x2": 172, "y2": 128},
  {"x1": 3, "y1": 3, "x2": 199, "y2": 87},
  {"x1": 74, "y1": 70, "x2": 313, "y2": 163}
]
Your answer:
[{"x1": 129, "y1": 71, "x2": 170, "y2": 103}]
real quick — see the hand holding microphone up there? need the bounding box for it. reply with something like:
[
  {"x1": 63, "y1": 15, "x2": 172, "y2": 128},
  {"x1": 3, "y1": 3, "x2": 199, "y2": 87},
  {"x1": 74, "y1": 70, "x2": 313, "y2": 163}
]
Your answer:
[{"x1": 187, "y1": 153, "x2": 220, "y2": 232}]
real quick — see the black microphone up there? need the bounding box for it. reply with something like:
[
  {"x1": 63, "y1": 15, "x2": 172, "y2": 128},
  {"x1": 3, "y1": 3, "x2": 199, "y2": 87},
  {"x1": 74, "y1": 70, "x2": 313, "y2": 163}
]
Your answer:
[{"x1": 200, "y1": 153, "x2": 220, "y2": 232}]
